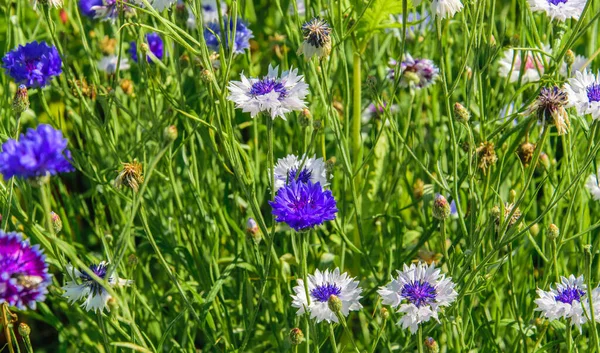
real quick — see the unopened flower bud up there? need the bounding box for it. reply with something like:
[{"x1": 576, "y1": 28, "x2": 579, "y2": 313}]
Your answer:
[
  {"x1": 312, "y1": 119, "x2": 322, "y2": 131},
  {"x1": 548, "y1": 224, "x2": 559, "y2": 240},
  {"x1": 380, "y1": 307, "x2": 389, "y2": 320},
  {"x1": 424, "y1": 337, "x2": 439, "y2": 353},
  {"x1": 246, "y1": 218, "x2": 262, "y2": 245},
  {"x1": 454, "y1": 102, "x2": 470, "y2": 123},
  {"x1": 299, "y1": 108, "x2": 312, "y2": 127},
  {"x1": 518, "y1": 142, "x2": 536, "y2": 166},
  {"x1": 128, "y1": 254, "x2": 139, "y2": 267},
  {"x1": 120, "y1": 79, "x2": 134, "y2": 96},
  {"x1": 509, "y1": 189, "x2": 517, "y2": 203},
  {"x1": 50, "y1": 211, "x2": 62, "y2": 233},
  {"x1": 18, "y1": 323, "x2": 31, "y2": 337},
  {"x1": 140, "y1": 43, "x2": 149, "y2": 57},
  {"x1": 530, "y1": 223, "x2": 540, "y2": 237},
  {"x1": 413, "y1": 179, "x2": 425, "y2": 199},
  {"x1": 13, "y1": 85, "x2": 30, "y2": 114},
  {"x1": 328, "y1": 295, "x2": 342, "y2": 313},
  {"x1": 433, "y1": 194, "x2": 451, "y2": 220},
  {"x1": 289, "y1": 328, "x2": 304, "y2": 345},
  {"x1": 565, "y1": 49, "x2": 575, "y2": 67},
  {"x1": 163, "y1": 125, "x2": 178, "y2": 143},
  {"x1": 200, "y1": 69, "x2": 212, "y2": 83}
]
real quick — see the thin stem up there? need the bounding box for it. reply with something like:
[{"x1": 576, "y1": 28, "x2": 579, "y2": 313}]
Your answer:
[
  {"x1": 417, "y1": 326, "x2": 424, "y2": 353},
  {"x1": 335, "y1": 312, "x2": 360, "y2": 353},
  {"x1": 1, "y1": 303, "x2": 15, "y2": 353},
  {"x1": 566, "y1": 323, "x2": 573, "y2": 353},
  {"x1": 585, "y1": 246, "x2": 600, "y2": 350},
  {"x1": 369, "y1": 315, "x2": 387, "y2": 353},
  {"x1": 328, "y1": 325, "x2": 339, "y2": 353}
]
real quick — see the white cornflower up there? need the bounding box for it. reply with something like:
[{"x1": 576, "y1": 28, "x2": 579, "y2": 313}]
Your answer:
[
  {"x1": 201, "y1": 0, "x2": 226, "y2": 23},
  {"x1": 32, "y1": 0, "x2": 63, "y2": 9},
  {"x1": 62, "y1": 261, "x2": 131, "y2": 313},
  {"x1": 298, "y1": 18, "x2": 332, "y2": 61},
  {"x1": 528, "y1": 0, "x2": 586, "y2": 22},
  {"x1": 273, "y1": 154, "x2": 328, "y2": 191},
  {"x1": 586, "y1": 170, "x2": 600, "y2": 201},
  {"x1": 565, "y1": 70, "x2": 600, "y2": 120},
  {"x1": 535, "y1": 275, "x2": 600, "y2": 330},
  {"x1": 227, "y1": 65, "x2": 309, "y2": 119},
  {"x1": 151, "y1": 0, "x2": 175, "y2": 11},
  {"x1": 431, "y1": 0, "x2": 463, "y2": 19},
  {"x1": 291, "y1": 268, "x2": 362, "y2": 323},
  {"x1": 378, "y1": 262, "x2": 457, "y2": 334},
  {"x1": 498, "y1": 48, "x2": 547, "y2": 83},
  {"x1": 98, "y1": 55, "x2": 130, "y2": 74}
]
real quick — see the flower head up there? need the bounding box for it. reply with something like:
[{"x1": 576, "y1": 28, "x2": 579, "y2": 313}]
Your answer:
[
  {"x1": 33, "y1": 0, "x2": 63, "y2": 9},
  {"x1": 79, "y1": 0, "x2": 102, "y2": 17},
  {"x1": 0, "y1": 231, "x2": 51, "y2": 310},
  {"x1": 389, "y1": 54, "x2": 439, "y2": 89},
  {"x1": 2, "y1": 41, "x2": 62, "y2": 88},
  {"x1": 378, "y1": 262, "x2": 457, "y2": 334},
  {"x1": 228, "y1": 64, "x2": 309, "y2": 119},
  {"x1": 91, "y1": 0, "x2": 136, "y2": 22},
  {"x1": 586, "y1": 169, "x2": 600, "y2": 201},
  {"x1": 565, "y1": 70, "x2": 600, "y2": 120},
  {"x1": 535, "y1": 275, "x2": 600, "y2": 330},
  {"x1": 528, "y1": 0, "x2": 586, "y2": 21},
  {"x1": 204, "y1": 16, "x2": 253, "y2": 54},
  {"x1": 298, "y1": 17, "x2": 331, "y2": 61},
  {"x1": 498, "y1": 48, "x2": 546, "y2": 83},
  {"x1": 525, "y1": 86, "x2": 570, "y2": 135},
  {"x1": 62, "y1": 261, "x2": 131, "y2": 313},
  {"x1": 270, "y1": 180, "x2": 337, "y2": 232},
  {"x1": 291, "y1": 268, "x2": 362, "y2": 323},
  {"x1": 0, "y1": 124, "x2": 74, "y2": 180},
  {"x1": 273, "y1": 154, "x2": 329, "y2": 191},
  {"x1": 431, "y1": 0, "x2": 463, "y2": 19},
  {"x1": 98, "y1": 55, "x2": 130, "y2": 74},
  {"x1": 115, "y1": 161, "x2": 144, "y2": 192},
  {"x1": 130, "y1": 33, "x2": 164, "y2": 63}
]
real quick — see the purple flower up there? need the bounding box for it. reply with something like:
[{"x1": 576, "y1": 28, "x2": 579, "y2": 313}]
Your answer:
[
  {"x1": 130, "y1": 33, "x2": 164, "y2": 63},
  {"x1": 0, "y1": 231, "x2": 51, "y2": 310},
  {"x1": 2, "y1": 41, "x2": 62, "y2": 88},
  {"x1": 388, "y1": 54, "x2": 439, "y2": 89},
  {"x1": 79, "y1": 0, "x2": 103, "y2": 17},
  {"x1": 269, "y1": 180, "x2": 338, "y2": 232},
  {"x1": 204, "y1": 17, "x2": 253, "y2": 54},
  {"x1": 0, "y1": 124, "x2": 74, "y2": 180}
]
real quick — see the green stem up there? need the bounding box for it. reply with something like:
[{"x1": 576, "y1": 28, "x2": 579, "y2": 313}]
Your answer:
[
  {"x1": 417, "y1": 326, "x2": 424, "y2": 353},
  {"x1": 566, "y1": 324, "x2": 573, "y2": 353},
  {"x1": 351, "y1": 52, "x2": 363, "y2": 258},
  {"x1": 1, "y1": 304, "x2": 15, "y2": 353},
  {"x1": 328, "y1": 325, "x2": 339, "y2": 353},
  {"x1": 335, "y1": 313, "x2": 360, "y2": 353},
  {"x1": 369, "y1": 315, "x2": 387, "y2": 353},
  {"x1": 585, "y1": 246, "x2": 600, "y2": 350}
]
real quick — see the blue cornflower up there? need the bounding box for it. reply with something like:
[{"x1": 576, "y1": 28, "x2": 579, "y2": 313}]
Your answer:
[
  {"x1": 0, "y1": 231, "x2": 51, "y2": 310},
  {"x1": 204, "y1": 16, "x2": 253, "y2": 54},
  {"x1": 130, "y1": 33, "x2": 164, "y2": 63},
  {"x1": 269, "y1": 180, "x2": 337, "y2": 232},
  {"x1": 90, "y1": 0, "x2": 136, "y2": 22},
  {"x1": 79, "y1": 0, "x2": 103, "y2": 17},
  {"x1": 2, "y1": 41, "x2": 62, "y2": 88},
  {"x1": 0, "y1": 124, "x2": 74, "y2": 180}
]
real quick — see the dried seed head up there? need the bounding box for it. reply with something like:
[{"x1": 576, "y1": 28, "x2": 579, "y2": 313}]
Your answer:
[
  {"x1": 476, "y1": 141, "x2": 497, "y2": 173},
  {"x1": 492, "y1": 202, "x2": 522, "y2": 228},
  {"x1": 518, "y1": 142, "x2": 536, "y2": 166},
  {"x1": 525, "y1": 86, "x2": 570, "y2": 135},
  {"x1": 413, "y1": 178, "x2": 425, "y2": 200},
  {"x1": 548, "y1": 224, "x2": 560, "y2": 240},
  {"x1": 120, "y1": 79, "x2": 134, "y2": 96},
  {"x1": 99, "y1": 36, "x2": 118, "y2": 55},
  {"x1": 115, "y1": 161, "x2": 144, "y2": 192}
]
